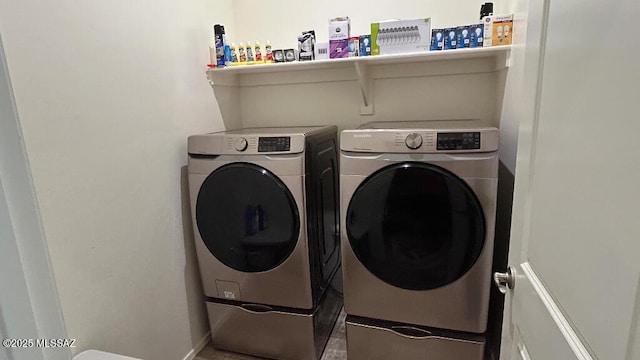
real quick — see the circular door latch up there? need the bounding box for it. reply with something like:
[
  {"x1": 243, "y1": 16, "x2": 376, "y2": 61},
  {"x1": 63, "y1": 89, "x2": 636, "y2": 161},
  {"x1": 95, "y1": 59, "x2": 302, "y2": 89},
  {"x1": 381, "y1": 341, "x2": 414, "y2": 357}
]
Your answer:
[{"x1": 494, "y1": 267, "x2": 515, "y2": 294}]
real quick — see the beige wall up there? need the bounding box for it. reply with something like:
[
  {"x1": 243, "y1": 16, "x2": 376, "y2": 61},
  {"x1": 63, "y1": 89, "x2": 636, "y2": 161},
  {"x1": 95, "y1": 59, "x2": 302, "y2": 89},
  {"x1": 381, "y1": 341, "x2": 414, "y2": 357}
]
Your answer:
[
  {"x1": 0, "y1": 0, "x2": 522, "y2": 359},
  {"x1": 236, "y1": 59, "x2": 503, "y2": 130},
  {"x1": 214, "y1": 0, "x2": 513, "y2": 132},
  {"x1": 0, "y1": 1, "x2": 236, "y2": 359},
  {"x1": 228, "y1": 0, "x2": 510, "y2": 50}
]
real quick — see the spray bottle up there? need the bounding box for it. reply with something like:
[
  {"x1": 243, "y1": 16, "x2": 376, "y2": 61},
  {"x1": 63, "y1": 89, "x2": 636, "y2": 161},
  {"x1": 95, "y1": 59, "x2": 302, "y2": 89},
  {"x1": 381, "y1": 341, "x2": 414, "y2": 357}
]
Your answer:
[
  {"x1": 208, "y1": 38, "x2": 216, "y2": 65},
  {"x1": 214, "y1": 24, "x2": 226, "y2": 67}
]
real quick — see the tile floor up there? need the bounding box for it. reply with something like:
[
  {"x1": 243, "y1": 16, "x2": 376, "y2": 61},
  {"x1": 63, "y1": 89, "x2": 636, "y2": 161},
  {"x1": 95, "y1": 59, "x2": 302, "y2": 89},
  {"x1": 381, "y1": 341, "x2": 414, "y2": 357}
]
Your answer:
[{"x1": 195, "y1": 309, "x2": 347, "y2": 360}]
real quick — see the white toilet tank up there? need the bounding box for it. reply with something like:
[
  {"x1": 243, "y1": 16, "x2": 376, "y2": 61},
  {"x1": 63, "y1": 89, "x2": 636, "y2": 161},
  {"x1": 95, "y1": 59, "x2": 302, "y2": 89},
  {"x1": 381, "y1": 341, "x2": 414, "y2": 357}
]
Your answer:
[{"x1": 73, "y1": 350, "x2": 141, "y2": 360}]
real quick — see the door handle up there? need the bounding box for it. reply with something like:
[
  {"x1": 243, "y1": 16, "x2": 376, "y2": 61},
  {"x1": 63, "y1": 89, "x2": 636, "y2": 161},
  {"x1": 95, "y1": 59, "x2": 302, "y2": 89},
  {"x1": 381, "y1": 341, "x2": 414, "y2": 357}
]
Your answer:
[
  {"x1": 494, "y1": 267, "x2": 515, "y2": 294},
  {"x1": 240, "y1": 304, "x2": 274, "y2": 313},
  {"x1": 390, "y1": 326, "x2": 433, "y2": 339}
]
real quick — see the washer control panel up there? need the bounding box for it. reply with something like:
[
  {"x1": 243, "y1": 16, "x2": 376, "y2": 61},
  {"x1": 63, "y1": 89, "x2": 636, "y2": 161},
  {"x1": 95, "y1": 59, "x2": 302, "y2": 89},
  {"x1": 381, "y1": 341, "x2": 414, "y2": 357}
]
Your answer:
[
  {"x1": 437, "y1": 132, "x2": 481, "y2": 150},
  {"x1": 258, "y1": 136, "x2": 291, "y2": 152}
]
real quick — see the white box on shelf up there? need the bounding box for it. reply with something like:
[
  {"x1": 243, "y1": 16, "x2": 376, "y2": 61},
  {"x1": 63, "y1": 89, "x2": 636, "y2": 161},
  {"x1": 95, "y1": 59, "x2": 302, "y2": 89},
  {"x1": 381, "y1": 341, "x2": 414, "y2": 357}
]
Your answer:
[
  {"x1": 483, "y1": 14, "x2": 513, "y2": 47},
  {"x1": 371, "y1": 18, "x2": 432, "y2": 55},
  {"x1": 329, "y1": 17, "x2": 351, "y2": 58},
  {"x1": 315, "y1": 42, "x2": 329, "y2": 60}
]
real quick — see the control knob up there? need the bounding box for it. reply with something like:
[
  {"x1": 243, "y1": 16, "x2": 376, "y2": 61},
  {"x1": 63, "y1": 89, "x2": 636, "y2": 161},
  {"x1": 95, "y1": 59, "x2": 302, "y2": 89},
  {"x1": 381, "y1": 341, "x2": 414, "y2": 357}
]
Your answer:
[
  {"x1": 405, "y1": 133, "x2": 423, "y2": 150},
  {"x1": 234, "y1": 137, "x2": 248, "y2": 152}
]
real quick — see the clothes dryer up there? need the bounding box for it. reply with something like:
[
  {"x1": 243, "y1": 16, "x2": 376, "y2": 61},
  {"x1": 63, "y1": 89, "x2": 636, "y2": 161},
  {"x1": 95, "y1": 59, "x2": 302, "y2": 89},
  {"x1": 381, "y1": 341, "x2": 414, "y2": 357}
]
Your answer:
[{"x1": 188, "y1": 126, "x2": 341, "y2": 360}]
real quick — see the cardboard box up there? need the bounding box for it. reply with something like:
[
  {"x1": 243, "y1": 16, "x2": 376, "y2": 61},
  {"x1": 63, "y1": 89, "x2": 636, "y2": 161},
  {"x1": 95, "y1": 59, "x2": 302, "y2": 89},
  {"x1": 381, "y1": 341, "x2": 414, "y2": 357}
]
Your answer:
[
  {"x1": 329, "y1": 17, "x2": 351, "y2": 58},
  {"x1": 469, "y1": 24, "x2": 484, "y2": 48},
  {"x1": 273, "y1": 49, "x2": 285, "y2": 63},
  {"x1": 483, "y1": 14, "x2": 513, "y2": 47},
  {"x1": 329, "y1": 17, "x2": 350, "y2": 40},
  {"x1": 315, "y1": 42, "x2": 329, "y2": 60},
  {"x1": 430, "y1": 29, "x2": 444, "y2": 51},
  {"x1": 348, "y1": 37, "x2": 359, "y2": 57},
  {"x1": 298, "y1": 30, "x2": 316, "y2": 61},
  {"x1": 329, "y1": 40, "x2": 349, "y2": 58},
  {"x1": 371, "y1": 18, "x2": 432, "y2": 55},
  {"x1": 359, "y1": 35, "x2": 371, "y2": 56},
  {"x1": 284, "y1": 49, "x2": 297, "y2": 62},
  {"x1": 457, "y1": 25, "x2": 471, "y2": 49},
  {"x1": 444, "y1": 27, "x2": 457, "y2": 50}
]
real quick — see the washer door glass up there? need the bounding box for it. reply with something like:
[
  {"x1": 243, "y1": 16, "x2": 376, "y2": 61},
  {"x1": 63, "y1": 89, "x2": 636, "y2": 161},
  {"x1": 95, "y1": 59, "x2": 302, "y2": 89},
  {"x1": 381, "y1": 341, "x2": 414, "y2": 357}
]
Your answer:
[
  {"x1": 346, "y1": 162, "x2": 486, "y2": 290},
  {"x1": 196, "y1": 163, "x2": 300, "y2": 272}
]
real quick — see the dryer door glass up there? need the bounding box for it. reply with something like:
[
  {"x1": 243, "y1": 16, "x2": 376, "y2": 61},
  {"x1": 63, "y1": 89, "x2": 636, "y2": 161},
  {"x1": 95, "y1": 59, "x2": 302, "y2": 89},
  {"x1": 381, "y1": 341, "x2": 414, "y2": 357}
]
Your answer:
[
  {"x1": 196, "y1": 163, "x2": 300, "y2": 272},
  {"x1": 346, "y1": 162, "x2": 486, "y2": 290}
]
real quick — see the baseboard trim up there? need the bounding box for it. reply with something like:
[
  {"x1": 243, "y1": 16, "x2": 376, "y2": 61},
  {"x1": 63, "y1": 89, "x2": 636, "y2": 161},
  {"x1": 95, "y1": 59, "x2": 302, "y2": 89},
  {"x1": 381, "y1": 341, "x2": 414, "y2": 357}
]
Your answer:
[{"x1": 182, "y1": 331, "x2": 211, "y2": 360}]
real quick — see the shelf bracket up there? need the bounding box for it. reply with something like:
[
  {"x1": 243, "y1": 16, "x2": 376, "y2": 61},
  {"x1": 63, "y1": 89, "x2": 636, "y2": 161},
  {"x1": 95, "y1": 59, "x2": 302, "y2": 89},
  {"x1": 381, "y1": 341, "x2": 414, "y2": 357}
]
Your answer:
[
  {"x1": 206, "y1": 69, "x2": 239, "y2": 87},
  {"x1": 354, "y1": 61, "x2": 374, "y2": 115},
  {"x1": 494, "y1": 48, "x2": 512, "y2": 70}
]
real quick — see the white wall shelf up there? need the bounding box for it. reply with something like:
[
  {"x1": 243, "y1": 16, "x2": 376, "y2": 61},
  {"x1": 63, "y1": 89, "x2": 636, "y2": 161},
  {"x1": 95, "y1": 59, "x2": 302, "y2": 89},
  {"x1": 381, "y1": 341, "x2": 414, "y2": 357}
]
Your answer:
[{"x1": 206, "y1": 46, "x2": 511, "y2": 115}]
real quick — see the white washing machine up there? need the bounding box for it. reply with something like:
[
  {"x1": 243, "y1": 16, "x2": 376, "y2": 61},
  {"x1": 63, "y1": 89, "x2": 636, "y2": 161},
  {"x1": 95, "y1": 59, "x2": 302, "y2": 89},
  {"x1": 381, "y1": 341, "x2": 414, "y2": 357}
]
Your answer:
[
  {"x1": 188, "y1": 126, "x2": 342, "y2": 360},
  {"x1": 340, "y1": 121, "x2": 499, "y2": 360}
]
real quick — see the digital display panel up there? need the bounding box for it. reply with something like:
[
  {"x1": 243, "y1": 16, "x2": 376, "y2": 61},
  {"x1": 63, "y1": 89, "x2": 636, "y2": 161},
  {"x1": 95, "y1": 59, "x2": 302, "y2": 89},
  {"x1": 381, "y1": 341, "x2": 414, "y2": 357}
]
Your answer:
[
  {"x1": 258, "y1": 137, "x2": 291, "y2": 152},
  {"x1": 437, "y1": 132, "x2": 481, "y2": 150}
]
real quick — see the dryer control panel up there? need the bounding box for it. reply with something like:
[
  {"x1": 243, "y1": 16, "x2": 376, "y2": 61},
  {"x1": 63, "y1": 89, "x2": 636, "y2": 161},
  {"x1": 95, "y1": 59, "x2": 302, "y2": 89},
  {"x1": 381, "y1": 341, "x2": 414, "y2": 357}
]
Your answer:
[
  {"x1": 437, "y1": 132, "x2": 481, "y2": 150},
  {"x1": 258, "y1": 137, "x2": 291, "y2": 152},
  {"x1": 188, "y1": 133, "x2": 306, "y2": 155}
]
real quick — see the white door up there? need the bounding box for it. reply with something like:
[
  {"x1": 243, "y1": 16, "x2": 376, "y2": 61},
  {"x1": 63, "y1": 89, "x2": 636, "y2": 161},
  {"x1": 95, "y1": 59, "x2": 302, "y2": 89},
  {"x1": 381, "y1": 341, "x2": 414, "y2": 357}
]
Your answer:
[
  {"x1": 499, "y1": 0, "x2": 640, "y2": 359},
  {"x1": 0, "y1": 33, "x2": 69, "y2": 360}
]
